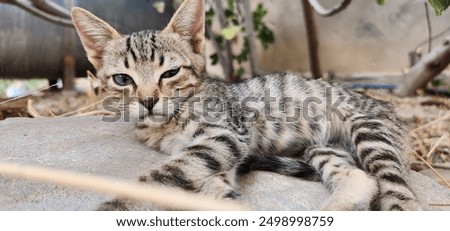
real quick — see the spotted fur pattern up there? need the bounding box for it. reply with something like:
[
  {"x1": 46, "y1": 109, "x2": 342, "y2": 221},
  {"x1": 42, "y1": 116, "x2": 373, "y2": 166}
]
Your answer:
[{"x1": 72, "y1": 0, "x2": 423, "y2": 210}]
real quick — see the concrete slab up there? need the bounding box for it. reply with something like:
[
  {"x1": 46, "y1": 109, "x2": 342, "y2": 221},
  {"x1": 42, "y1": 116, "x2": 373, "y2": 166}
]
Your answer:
[{"x1": 0, "y1": 116, "x2": 449, "y2": 210}]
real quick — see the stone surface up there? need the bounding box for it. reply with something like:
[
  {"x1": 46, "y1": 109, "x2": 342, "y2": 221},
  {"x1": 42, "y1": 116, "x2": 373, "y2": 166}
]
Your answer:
[{"x1": 0, "y1": 116, "x2": 449, "y2": 211}]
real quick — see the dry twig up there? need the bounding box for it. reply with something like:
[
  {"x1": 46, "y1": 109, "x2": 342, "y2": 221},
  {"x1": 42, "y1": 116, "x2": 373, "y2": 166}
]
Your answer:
[
  {"x1": 412, "y1": 151, "x2": 450, "y2": 188},
  {"x1": 410, "y1": 112, "x2": 450, "y2": 133},
  {"x1": 425, "y1": 134, "x2": 448, "y2": 160},
  {"x1": 26, "y1": 99, "x2": 42, "y2": 118},
  {"x1": 395, "y1": 38, "x2": 450, "y2": 96},
  {"x1": 0, "y1": 162, "x2": 246, "y2": 211}
]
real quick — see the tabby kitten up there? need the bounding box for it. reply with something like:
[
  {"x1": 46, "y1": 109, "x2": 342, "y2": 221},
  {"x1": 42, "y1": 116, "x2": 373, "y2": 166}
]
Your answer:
[{"x1": 71, "y1": 0, "x2": 423, "y2": 210}]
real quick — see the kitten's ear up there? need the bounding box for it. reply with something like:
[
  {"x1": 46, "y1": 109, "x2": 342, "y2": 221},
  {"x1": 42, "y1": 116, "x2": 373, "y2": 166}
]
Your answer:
[
  {"x1": 71, "y1": 7, "x2": 121, "y2": 69},
  {"x1": 163, "y1": 0, "x2": 205, "y2": 54}
]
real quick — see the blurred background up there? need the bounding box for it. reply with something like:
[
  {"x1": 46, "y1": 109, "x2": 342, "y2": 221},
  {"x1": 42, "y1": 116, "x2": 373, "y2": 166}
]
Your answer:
[
  {"x1": 0, "y1": 0, "x2": 449, "y2": 97},
  {"x1": 1, "y1": 0, "x2": 450, "y2": 95}
]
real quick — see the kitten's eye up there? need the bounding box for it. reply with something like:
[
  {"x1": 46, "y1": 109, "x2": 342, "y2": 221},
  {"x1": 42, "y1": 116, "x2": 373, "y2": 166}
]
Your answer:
[
  {"x1": 112, "y1": 74, "x2": 134, "y2": 86},
  {"x1": 160, "y1": 67, "x2": 181, "y2": 79}
]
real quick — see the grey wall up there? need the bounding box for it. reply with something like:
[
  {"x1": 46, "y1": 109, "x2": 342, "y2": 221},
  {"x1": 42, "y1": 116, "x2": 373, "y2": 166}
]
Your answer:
[{"x1": 254, "y1": 0, "x2": 450, "y2": 74}]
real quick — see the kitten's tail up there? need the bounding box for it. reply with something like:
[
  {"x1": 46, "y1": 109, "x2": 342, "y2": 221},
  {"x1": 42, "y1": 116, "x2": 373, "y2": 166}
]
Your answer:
[{"x1": 237, "y1": 155, "x2": 320, "y2": 181}]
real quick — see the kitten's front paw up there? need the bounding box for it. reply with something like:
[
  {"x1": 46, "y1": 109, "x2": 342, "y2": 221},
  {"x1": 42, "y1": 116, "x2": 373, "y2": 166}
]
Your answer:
[{"x1": 199, "y1": 174, "x2": 240, "y2": 200}]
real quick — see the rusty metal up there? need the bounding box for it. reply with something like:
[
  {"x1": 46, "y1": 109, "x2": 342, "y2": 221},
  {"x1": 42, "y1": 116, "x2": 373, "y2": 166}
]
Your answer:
[{"x1": 62, "y1": 0, "x2": 75, "y2": 90}]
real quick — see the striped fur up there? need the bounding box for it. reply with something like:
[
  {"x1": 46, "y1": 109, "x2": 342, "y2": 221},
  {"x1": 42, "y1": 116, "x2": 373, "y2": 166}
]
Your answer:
[{"x1": 72, "y1": 0, "x2": 423, "y2": 211}]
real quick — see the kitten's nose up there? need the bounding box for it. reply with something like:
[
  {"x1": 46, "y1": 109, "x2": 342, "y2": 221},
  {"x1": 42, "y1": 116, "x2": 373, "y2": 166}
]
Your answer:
[
  {"x1": 139, "y1": 97, "x2": 159, "y2": 111},
  {"x1": 136, "y1": 85, "x2": 160, "y2": 112}
]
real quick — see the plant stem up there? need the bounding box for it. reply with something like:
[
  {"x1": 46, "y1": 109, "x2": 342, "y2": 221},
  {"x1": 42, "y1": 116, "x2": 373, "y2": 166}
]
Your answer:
[
  {"x1": 301, "y1": 0, "x2": 322, "y2": 79},
  {"x1": 215, "y1": 0, "x2": 237, "y2": 81},
  {"x1": 239, "y1": 0, "x2": 259, "y2": 76}
]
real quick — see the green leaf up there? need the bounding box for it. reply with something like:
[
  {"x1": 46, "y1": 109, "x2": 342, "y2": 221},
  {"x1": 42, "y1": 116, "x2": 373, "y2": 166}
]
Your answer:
[
  {"x1": 234, "y1": 39, "x2": 249, "y2": 64},
  {"x1": 252, "y1": 3, "x2": 275, "y2": 49},
  {"x1": 227, "y1": 0, "x2": 235, "y2": 10},
  {"x1": 209, "y1": 53, "x2": 219, "y2": 66},
  {"x1": 214, "y1": 35, "x2": 225, "y2": 49},
  {"x1": 432, "y1": 79, "x2": 442, "y2": 87},
  {"x1": 235, "y1": 67, "x2": 245, "y2": 78},
  {"x1": 220, "y1": 26, "x2": 241, "y2": 40},
  {"x1": 376, "y1": 0, "x2": 386, "y2": 5},
  {"x1": 253, "y1": 3, "x2": 268, "y2": 28},
  {"x1": 206, "y1": 9, "x2": 215, "y2": 26},
  {"x1": 429, "y1": 0, "x2": 450, "y2": 16},
  {"x1": 224, "y1": 9, "x2": 235, "y2": 20}
]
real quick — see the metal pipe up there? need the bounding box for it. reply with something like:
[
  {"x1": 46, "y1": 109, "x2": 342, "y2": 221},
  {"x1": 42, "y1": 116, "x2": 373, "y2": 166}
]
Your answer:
[
  {"x1": 31, "y1": 0, "x2": 71, "y2": 18},
  {"x1": 0, "y1": 0, "x2": 174, "y2": 80},
  {"x1": 6, "y1": 0, "x2": 73, "y2": 27}
]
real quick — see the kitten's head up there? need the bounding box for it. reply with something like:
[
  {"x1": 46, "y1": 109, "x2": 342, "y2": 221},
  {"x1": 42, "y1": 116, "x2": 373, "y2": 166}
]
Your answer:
[{"x1": 71, "y1": 0, "x2": 205, "y2": 121}]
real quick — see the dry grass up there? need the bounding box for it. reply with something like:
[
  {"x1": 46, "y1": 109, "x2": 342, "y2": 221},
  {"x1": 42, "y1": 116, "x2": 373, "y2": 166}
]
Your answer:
[{"x1": 24, "y1": 72, "x2": 114, "y2": 118}]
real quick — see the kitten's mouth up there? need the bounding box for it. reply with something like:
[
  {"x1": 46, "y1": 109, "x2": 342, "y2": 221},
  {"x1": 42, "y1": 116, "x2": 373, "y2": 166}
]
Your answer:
[{"x1": 139, "y1": 97, "x2": 159, "y2": 113}]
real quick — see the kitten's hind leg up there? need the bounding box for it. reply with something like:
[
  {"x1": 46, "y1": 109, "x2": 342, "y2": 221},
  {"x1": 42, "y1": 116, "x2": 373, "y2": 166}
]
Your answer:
[
  {"x1": 305, "y1": 146, "x2": 378, "y2": 211},
  {"x1": 350, "y1": 116, "x2": 423, "y2": 210}
]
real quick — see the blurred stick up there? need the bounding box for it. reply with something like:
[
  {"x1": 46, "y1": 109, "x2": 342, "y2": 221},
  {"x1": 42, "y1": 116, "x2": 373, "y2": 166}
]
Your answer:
[
  {"x1": 413, "y1": 151, "x2": 450, "y2": 188},
  {"x1": 27, "y1": 99, "x2": 42, "y2": 118},
  {"x1": 0, "y1": 162, "x2": 246, "y2": 211},
  {"x1": 395, "y1": 38, "x2": 450, "y2": 96},
  {"x1": 425, "y1": 134, "x2": 448, "y2": 159}
]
